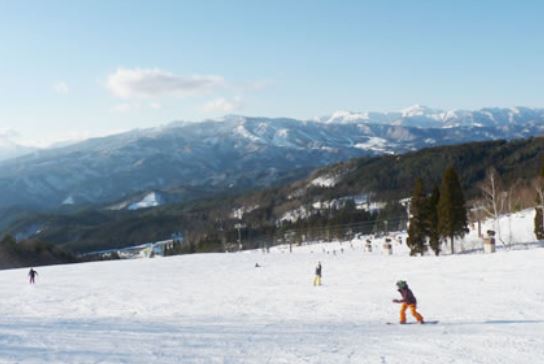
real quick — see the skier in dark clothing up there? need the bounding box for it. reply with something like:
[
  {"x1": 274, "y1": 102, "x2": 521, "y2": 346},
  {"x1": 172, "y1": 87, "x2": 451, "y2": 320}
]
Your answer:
[
  {"x1": 393, "y1": 280, "x2": 424, "y2": 324},
  {"x1": 28, "y1": 268, "x2": 38, "y2": 285},
  {"x1": 313, "y1": 262, "x2": 322, "y2": 286}
]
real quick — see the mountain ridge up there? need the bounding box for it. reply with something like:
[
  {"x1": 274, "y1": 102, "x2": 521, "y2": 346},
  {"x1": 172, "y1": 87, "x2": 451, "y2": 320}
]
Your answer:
[{"x1": 0, "y1": 106, "x2": 543, "y2": 211}]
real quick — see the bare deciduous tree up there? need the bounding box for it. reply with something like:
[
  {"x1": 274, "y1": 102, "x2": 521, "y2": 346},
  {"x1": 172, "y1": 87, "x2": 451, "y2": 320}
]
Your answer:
[
  {"x1": 479, "y1": 168, "x2": 507, "y2": 245},
  {"x1": 505, "y1": 179, "x2": 522, "y2": 244}
]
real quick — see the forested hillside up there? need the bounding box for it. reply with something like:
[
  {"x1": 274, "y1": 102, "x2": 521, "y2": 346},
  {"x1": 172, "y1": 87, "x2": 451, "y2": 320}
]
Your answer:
[
  {"x1": 0, "y1": 235, "x2": 76, "y2": 269},
  {"x1": 3, "y1": 137, "x2": 544, "y2": 254}
]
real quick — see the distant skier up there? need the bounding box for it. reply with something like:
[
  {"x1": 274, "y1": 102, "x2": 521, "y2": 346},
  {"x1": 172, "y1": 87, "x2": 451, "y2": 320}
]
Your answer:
[
  {"x1": 392, "y1": 280, "x2": 424, "y2": 324},
  {"x1": 313, "y1": 262, "x2": 322, "y2": 286},
  {"x1": 28, "y1": 268, "x2": 38, "y2": 285}
]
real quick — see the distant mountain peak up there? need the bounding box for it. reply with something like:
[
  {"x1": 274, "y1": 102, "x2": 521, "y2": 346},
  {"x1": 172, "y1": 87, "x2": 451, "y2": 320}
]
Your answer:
[
  {"x1": 316, "y1": 105, "x2": 544, "y2": 129},
  {"x1": 400, "y1": 104, "x2": 441, "y2": 117},
  {"x1": 325, "y1": 110, "x2": 370, "y2": 123}
]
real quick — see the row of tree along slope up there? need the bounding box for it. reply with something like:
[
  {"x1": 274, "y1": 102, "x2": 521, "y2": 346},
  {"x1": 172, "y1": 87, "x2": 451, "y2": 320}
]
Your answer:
[{"x1": 2, "y1": 137, "x2": 544, "y2": 255}]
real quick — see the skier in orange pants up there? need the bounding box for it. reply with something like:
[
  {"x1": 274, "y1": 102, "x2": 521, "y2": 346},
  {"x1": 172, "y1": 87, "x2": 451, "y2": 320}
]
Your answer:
[{"x1": 393, "y1": 280, "x2": 424, "y2": 324}]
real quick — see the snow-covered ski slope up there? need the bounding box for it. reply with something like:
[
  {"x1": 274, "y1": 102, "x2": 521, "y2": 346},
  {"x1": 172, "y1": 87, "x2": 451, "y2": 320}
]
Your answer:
[
  {"x1": 0, "y1": 208, "x2": 543, "y2": 363},
  {"x1": 0, "y1": 243, "x2": 543, "y2": 363}
]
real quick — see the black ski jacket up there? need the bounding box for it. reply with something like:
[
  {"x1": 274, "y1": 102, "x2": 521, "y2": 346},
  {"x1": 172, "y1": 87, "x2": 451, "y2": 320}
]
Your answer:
[
  {"x1": 398, "y1": 287, "x2": 417, "y2": 305},
  {"x1": 315, "y1": 265, "x2": 322, "y2": 276}
]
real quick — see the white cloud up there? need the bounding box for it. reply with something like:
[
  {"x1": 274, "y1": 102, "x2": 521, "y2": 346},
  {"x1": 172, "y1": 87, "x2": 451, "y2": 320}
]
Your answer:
[
  {"x1": 0, "y1": 129, "x2": 22, "y2": 147},
  {"x1": 0, "y1": 129, "x2": 21, "y2": 139},
  {"x1": 244, "y1": 79, "x2": 274, "y2": 91},
  {"x1": 106, "y1": 68, "x2": 225, "y2": 99},
  {"x1": 113, "y1": 103, "x2": 134, "y2": 112},
  {"x1": 112, "y1": 102, "x2": 162, "y2": 113},
  {"x1": 203, "y1": 97, "x2": 242, "y2": 113},
  {"x1": 53, "y1": 81, "x2": 70, "y2": 94}
]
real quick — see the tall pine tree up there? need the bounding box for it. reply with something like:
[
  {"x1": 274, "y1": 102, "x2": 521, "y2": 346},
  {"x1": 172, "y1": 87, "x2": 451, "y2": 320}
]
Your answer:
[
  {"x1": 437, "y1": 167, "x2": 468, "y2": 254},
  {"x1": 534, "y1": 160, "x2": 544, "y2": 240},
  {"x1": 426, "y1": 185, "x2": 441, "y2": 256},
  {"x1": 406, "y1": 178, "x2": 428, "y2": 256}
]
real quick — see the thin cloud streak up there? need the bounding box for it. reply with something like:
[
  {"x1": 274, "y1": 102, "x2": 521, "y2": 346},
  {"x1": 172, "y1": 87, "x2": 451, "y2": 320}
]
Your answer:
[
  {"x1": 203, "y1": 97, "x2": 243, "y2": 113},
  {"x1": 107, "y1": 68, "x2": 225, "y2": 99},
  {"x1": 52, "y1": 81, "x2": 70, "y2": 94}
]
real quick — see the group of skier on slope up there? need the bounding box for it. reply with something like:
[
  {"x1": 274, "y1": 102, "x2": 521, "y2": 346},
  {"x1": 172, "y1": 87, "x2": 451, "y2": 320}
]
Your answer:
[
  {"x1": 26, "y1": 261, "x2": 425, "y2": 324},
  {"x1": 313, "y1": 262, "x2": 425, "y2": 324}
]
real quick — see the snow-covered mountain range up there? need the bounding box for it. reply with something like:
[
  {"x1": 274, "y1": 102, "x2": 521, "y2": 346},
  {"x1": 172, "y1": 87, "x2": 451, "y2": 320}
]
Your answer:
[
  {"x1": 0, "y1": 106, "x2": 543, "y2": 209},
  {"x1": 319, "y1": 105, "x2": 544, "y2": 129}
]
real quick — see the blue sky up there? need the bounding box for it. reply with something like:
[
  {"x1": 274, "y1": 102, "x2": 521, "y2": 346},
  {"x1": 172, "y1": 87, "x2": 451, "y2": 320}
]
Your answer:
[{"x1": 1, "y1": 0, "x2": 543, "y2": 145}]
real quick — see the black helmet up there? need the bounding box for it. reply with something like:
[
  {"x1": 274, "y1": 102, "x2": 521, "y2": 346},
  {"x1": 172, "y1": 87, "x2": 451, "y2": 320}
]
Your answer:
[{"x1": 396, "y1": 280, "x2": 407, "y2": 289}]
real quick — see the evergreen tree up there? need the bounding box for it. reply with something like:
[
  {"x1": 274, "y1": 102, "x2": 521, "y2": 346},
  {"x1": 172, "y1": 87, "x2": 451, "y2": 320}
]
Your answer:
[
  {"x1": 406, "y1": 178, "x2": 428, "y2": 256},
  {"x1": 426, "y1": 185, "x2": 441, "y2": 256},
  {"x1": 437, "y1": 167, "x2": 468, "y2": 254},
  {"x1": 534, "y1": 160, "x2": 544, "y2": 240},
  {"x1": 0, "y1": 234, "x2": 16, "y2": 246}
]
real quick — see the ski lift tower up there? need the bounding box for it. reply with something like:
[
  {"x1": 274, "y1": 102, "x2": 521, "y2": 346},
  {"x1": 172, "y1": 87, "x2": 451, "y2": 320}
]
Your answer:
[{"x1": 235, "y1": 223, "x2": 246, "y2": 251}]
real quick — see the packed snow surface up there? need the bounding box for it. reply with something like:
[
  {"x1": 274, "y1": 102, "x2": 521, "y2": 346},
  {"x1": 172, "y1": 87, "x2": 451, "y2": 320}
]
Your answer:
[
  {"x1": 354, "y1": 137, "x2": 392, "y2": 154},
  {"x1": 1, "y1": 238, "x2": 543, "y2": 363},
  {"x1": 230, "y1": 205, "x2": 259, "y2": 219},
  {"x1": 128, "y1": 192, "x2": 162, "y2": 210},
  {"x1": 62, "y1": 195, "x2": 75, "y2": 205},
  {"x1": 310, "y1": 174, "x2": 338, "y2": 187}
]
